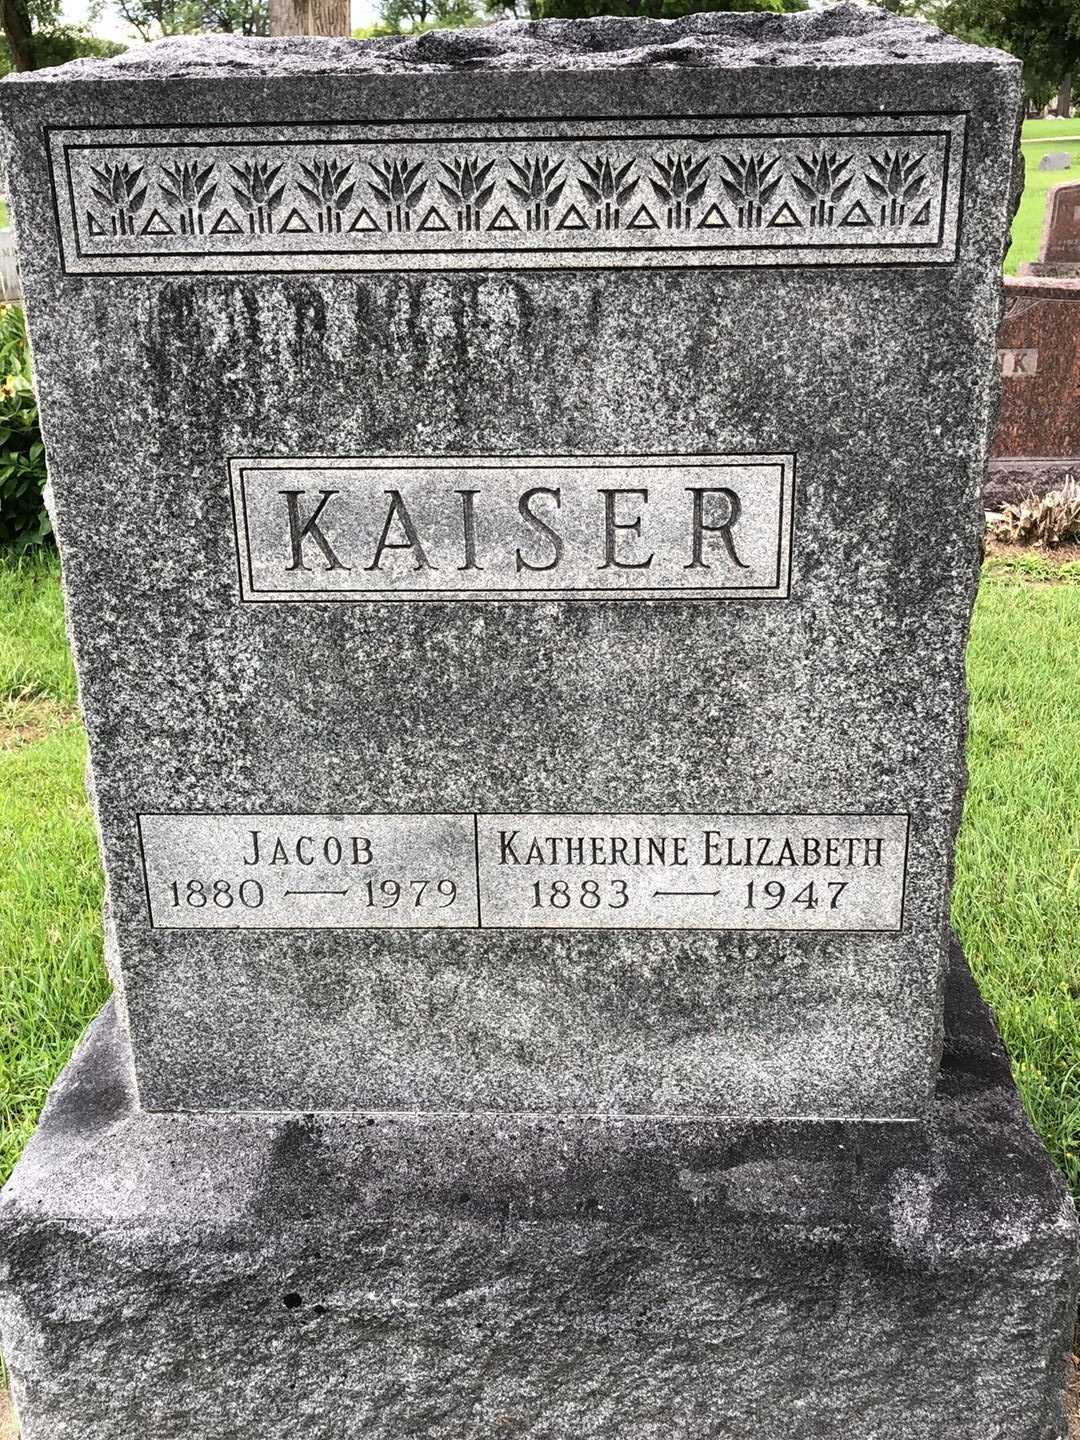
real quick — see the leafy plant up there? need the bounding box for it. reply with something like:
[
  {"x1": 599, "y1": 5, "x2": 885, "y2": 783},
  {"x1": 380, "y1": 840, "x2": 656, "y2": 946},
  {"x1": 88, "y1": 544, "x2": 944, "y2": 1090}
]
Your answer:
[
  {"x1": 159, "y1": 159, "x2": 217, "y2": 211},
  {"x1": 791, "y1": 151, "x2": 853, "y2": 206},
  {"x1": 368, "y1": 157, "x2": 427, "y2": 210},
  {"x1": 652, "y1": 151, "x2": 709, "y2": 207},
  {"x1": 0, "y1": 306, "x2": 48, "y2": 554},
  {"x1": 88, "y1": 160, "x2": 147, "y2": 218},
  {"x1": 865, "y1": 151, "x2": 927, "y2": 206},
  {"x1": 989, "y1": 480, "x2": 1080, "y2": 548},
  {"x1": 718, "y1": 152, "x2": 780, "y2": 207},
  {"x1": 438, "y1": 156, "x2": 496, "y2": 210}
]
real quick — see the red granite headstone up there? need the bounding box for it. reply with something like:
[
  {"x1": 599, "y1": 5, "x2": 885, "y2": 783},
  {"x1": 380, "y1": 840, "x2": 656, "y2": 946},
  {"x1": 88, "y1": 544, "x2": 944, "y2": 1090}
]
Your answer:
[
  {"x1": 1040, "y1": 181, "x2": 1080, "y2": 265},
  {"x1": 988, "y1": 276, "x2": 1080, "y2": 506},
  {"x1": 1019, "y1": 181, "x2": 1080, "y2": 276}
]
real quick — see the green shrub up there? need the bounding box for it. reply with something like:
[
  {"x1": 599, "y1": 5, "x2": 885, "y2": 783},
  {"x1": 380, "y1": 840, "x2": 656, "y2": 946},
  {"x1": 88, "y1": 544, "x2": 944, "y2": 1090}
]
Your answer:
[{"x1": 0, "y1": 306, "x2": 49, "y2": 554}]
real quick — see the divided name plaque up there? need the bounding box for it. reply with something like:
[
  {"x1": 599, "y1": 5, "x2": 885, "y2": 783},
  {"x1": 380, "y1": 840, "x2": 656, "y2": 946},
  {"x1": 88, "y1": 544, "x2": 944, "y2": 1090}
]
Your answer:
[{"x1": 138, "y1": 811, "x2": 910, "y2": 932}]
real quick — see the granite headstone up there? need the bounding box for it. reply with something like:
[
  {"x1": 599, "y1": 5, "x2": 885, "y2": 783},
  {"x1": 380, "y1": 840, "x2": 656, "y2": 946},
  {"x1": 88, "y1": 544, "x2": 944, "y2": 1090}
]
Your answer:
[
  {"x1": 0, "y1": 11, "x2": 1076, "y2": 1439},
  {"x1": 1039, "y1": 180, "x2": 1080, "y2": 265},
  {"x1": 0, "y1": 10, "x2": 1010, "y2": 1125},
  {"x1": 1038, "y1": 150, "x2": 1073, "y2": 171},
  {"x1": 1018, "y1": 178, "x2": 1080, "y2": 277},
  {"x1": 0, "y1": 230, "x2": 19, "y2": 301},
  {"x1": 988, "y1": 276, "x2": 1080, "y2": 506}
]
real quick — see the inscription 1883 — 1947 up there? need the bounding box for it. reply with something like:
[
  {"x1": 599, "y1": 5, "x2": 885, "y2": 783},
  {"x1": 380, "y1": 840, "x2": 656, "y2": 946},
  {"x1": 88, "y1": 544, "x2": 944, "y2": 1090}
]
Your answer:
[{"x1": 137, "y1": 812, "x2": 909, "y2": 931}]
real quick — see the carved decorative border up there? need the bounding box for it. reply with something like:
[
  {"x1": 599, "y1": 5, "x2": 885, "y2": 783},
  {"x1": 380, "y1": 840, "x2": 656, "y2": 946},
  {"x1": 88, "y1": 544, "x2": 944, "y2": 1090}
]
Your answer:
[{"x1": 47, "y1": 113, "x2": 966, "y2": 275}]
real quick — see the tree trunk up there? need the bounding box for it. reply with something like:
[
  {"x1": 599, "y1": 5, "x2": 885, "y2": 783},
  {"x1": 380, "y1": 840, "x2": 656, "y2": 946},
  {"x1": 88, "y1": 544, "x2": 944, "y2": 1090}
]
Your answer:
[
  {"x1": 270, "y1": 0, "x2": 350, "y2": 33},
  {"x1": 1, "y1": 0, "x2": 34, "y2": 71},
  {"x1": 1057, "y1": 73, "x2": 1072, "y2": 118}
]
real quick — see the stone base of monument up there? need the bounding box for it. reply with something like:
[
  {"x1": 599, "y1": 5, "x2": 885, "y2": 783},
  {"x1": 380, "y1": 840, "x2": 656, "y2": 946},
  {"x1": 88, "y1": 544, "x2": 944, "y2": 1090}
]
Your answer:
[
  {"x1": 985, "y1": 459, "x2": 1080, "y2": 509},
  {"x1": 1, "y1": 944, "x2": 1075, "y2": 1440},
  {"x1": 1018, "y1": 262, "x2": 1080, "y2": 278}
]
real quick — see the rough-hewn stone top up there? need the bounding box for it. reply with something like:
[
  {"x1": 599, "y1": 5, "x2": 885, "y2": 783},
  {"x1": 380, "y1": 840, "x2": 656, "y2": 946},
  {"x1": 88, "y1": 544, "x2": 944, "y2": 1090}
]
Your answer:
[{"x1": 2, "y1": 5, "x2": 1013, "y2": 83}]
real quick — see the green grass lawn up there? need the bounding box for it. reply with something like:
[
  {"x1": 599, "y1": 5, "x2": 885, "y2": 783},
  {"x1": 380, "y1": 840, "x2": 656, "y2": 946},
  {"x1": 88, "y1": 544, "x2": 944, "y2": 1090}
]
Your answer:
[
  {"x1": 0, "y1": 553, "x2": 1078, "y2": 1201},
  {"x1": 956, "y1": 559, "x2": 1080, "y2": 1196},
  {"x1": 1006, "y1": 117, "x2": 1080, "y2": 275},
  {"x1": 0, "y1": 554, "x2": 107, "y2": 1175}
]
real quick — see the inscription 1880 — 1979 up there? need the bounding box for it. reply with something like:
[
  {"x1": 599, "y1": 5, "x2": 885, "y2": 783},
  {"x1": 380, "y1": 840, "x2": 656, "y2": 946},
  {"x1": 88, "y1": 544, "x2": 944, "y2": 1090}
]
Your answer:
[{"x1": 137, "y1": 812, "x2": 909, "y2": 931}]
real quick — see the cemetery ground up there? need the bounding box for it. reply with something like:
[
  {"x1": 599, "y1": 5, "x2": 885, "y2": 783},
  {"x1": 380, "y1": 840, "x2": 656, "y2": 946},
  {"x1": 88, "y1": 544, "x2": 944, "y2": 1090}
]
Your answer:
[{"x1": 1007, "y1": 117, "x2": 1080, "y2": 274}]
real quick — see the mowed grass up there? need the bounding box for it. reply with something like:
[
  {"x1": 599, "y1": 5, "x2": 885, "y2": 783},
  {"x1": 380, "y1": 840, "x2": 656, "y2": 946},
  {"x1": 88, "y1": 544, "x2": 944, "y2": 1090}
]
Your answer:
[
  {"x1": 955, "y1": 565, "x2": 1080, "y2": 1196},
  {"x1": 1006, "y1": 117, "x2": 1080, "y2": 275},
  {"x1": 0, "y1": 553, "x2": 107, "y2": 1178},
  {"x1": 0, "y1": 554, "x2": 1078, "y2": 1200}
]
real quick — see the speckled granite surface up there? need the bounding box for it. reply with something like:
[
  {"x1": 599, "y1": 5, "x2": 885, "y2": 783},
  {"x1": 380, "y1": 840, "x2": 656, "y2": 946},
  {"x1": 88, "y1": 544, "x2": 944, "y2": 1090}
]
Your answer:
[
  {"x1": 0, "y1": 11, "x2": 1022, "y2": 1117},
  {"x1": 1, "y1": 5, "x2": 1006, "y2": 79}
]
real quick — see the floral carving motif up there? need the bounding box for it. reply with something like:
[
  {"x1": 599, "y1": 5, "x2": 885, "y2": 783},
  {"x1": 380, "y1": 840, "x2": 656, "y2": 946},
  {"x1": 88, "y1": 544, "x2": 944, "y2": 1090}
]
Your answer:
[
  {"x1": 368, "y1": 157, "x2": 427, "y2": 233},
  {"x1": 296, "y1": 158, "x2": 356, "y2": 234},
  {"x1": 579, "y1": 156, "x2": 638, "y2": 231},
  {"x1": 650, "y1": 152, "x2": 708, "y2": 230},
  {"x1": 790, "y1": 152, "x2": 853, "y2": 227},
  {"x1": 865, "y1": 151, "x2": 928, "y2": 227},
  {"x1": 158, "y1": 161, "x2": 217, "y2": 236},
  {"x1": 231, "y1": 160, "x2": 286, "y2": 234},
  {"x1": 438, "y1": 157, "x2": 496, "y2": 232},
  {"x1": 68, "y1": 128, "x2": 954, "y2": 265},
  {"x1": 88, "y1": 161, "x2": 147, "y2": 236},
  {"x1": 718, "y1": 153, "x2": 782, "y2": 230},
  {"x1": 506, "y1": 156, "x2": 566, "y2": 231}
]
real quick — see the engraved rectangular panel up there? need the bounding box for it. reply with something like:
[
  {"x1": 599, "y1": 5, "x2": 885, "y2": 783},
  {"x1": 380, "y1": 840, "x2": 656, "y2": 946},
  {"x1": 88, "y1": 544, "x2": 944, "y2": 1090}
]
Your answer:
[
  {"x1": 139, "y1": 811, "x2": 908, "y2": 932},
  {"x1": 231, "y1": 454, "x2": 794, "y2": 602},
  {"x1": 138, "y1": 813, "x2": 480, "y2": 928},
  {"x1": 476, "y1": 813, "x2": 910, "y2": 931},
  {"x1": 48, "y1": 113, "x2": 965, "y2": 275}
]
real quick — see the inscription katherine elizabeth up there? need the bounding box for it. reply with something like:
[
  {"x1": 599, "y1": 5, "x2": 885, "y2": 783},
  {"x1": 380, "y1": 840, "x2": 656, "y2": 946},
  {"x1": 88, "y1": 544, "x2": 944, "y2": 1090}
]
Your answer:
[
  {"x1": 49, "y1": 114, "x2": 965, "y2": 274},
  {"x1": 138, "y1": 813, "x2": 910, "y2": 932},
  {"x1": 231, "y1": 455, "x2": 795, "y2": 602}
]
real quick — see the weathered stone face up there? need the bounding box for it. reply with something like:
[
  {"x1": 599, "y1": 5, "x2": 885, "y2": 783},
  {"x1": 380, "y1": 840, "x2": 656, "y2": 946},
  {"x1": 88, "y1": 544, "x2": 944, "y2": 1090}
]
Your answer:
[{"x1": 0, "y1": 9, "x2": 1020, "y2": 1118}]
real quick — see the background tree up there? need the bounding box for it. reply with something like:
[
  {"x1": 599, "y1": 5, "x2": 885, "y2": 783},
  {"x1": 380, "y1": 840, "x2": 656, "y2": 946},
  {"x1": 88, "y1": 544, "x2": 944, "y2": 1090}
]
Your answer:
[
  {"x1": 376, "y1": 0, "x2": 479, "y2": 32},
  {"x1": 0, "y1": 0, "x2": 125, "y2": 72},
  {"x1": 874, "y1": 0, "x2": 1079, "y2": 114},
  {"x1": 270, "y1": 0, "x2": 343, "y2": 35},
  {"x1": 116, "y1": 0, "x2": 267, "y2": 40},
  {"x1": 482, "y1": 0, "x2": 540, "y2": 17},
  {"x1": 202, "y1": 0, "x2": 269, "y2": 31}
]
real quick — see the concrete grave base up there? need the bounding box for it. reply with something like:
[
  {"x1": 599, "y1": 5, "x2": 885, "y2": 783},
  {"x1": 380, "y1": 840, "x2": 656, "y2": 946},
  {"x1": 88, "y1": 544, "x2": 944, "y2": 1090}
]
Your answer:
[{"x1": 0, "y1": 943, "x2": 1076, "y2": 1440}]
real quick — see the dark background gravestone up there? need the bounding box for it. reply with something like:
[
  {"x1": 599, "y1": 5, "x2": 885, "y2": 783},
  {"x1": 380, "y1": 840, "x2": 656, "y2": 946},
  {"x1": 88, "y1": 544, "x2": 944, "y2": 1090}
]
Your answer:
[
  {"x1": 1019, "y1": 178, "x2": 1080, "y2": 277},
  {"x1": 988, "y1": 277, "x2": 1080, "y2": 507}
]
